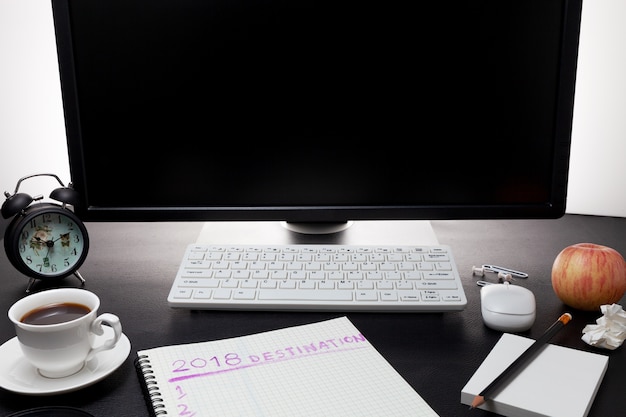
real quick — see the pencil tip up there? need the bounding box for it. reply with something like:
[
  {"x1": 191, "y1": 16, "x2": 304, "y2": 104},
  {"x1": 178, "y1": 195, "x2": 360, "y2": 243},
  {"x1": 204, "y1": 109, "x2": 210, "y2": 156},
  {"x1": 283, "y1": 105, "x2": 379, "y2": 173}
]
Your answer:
[
  {"x1": 471, "y1": 395, "x2": 485, "y2": 409},
  {"x1": 560, "y1": 312, "x2": 572, "y2": 324}
]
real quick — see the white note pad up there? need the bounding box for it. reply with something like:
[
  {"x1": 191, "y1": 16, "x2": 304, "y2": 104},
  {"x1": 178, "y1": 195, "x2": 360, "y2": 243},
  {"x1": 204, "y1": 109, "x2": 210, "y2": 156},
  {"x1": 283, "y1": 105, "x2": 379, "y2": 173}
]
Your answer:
[
  {"x1": 461, "y1": 333, "x2": 609, "y2": 417},
  {"x1": 137, "y1": 316, "x2": 440, "y2": 417}
]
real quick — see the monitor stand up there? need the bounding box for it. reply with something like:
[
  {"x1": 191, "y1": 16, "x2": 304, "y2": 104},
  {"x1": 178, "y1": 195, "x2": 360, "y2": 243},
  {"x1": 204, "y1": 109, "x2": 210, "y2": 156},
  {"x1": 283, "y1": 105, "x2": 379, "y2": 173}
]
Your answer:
[
  {"x1": 281, "y1": 221, "x2": 354, "y2": 235},
  {"x1": 195, "y1": 220, "x2": 439, "y2": 245}
]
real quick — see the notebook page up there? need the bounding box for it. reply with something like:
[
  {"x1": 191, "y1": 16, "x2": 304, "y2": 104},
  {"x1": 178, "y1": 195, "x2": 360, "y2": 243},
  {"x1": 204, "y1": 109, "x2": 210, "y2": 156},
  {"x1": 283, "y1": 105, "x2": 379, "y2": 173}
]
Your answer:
[{"x1": 138, "y1": 316, "x2": 439, "y2": 417}]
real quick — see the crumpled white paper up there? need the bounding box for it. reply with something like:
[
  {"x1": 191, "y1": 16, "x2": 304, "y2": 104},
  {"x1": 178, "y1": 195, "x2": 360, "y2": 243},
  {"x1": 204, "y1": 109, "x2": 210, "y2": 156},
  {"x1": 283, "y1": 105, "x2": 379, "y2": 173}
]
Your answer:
[{"x1": 581, "y1": 303, "x2": 626, "y2": 350}]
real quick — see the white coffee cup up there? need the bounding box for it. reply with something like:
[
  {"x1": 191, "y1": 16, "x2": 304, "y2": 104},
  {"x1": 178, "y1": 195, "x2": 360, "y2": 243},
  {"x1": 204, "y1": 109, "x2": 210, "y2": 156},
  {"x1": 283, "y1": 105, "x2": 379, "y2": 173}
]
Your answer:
[{"x1": 8, "y1": 288, "x2": 122, "y2": 378}]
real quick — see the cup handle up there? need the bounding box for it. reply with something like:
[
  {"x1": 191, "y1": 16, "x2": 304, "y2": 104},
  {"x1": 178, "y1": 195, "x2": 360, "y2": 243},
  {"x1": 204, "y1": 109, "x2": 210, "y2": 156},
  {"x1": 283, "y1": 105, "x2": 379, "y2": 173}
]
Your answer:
[{"x1": 86, "y1": 313, "x2": 122, "y2": 361}]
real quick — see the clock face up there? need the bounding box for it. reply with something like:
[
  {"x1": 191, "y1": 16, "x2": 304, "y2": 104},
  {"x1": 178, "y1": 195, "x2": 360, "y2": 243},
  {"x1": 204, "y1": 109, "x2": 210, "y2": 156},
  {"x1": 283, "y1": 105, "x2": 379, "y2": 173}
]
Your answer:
[{"x1": 15, "y1": 209, "x2": 88, "y2": 278}]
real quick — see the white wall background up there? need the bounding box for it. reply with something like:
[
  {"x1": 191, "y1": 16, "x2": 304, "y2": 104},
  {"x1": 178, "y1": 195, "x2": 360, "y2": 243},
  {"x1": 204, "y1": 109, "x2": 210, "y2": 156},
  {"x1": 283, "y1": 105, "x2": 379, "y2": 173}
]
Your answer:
[
  {"x1": 1, "y1": 0, "x2": 625, "y2": 217},
  {"x1": 1, "y1": 1, "x2": 69, "y2": 199},
  {"x1": 567, "y1": 0, "x2": 626, "y2": 217}
]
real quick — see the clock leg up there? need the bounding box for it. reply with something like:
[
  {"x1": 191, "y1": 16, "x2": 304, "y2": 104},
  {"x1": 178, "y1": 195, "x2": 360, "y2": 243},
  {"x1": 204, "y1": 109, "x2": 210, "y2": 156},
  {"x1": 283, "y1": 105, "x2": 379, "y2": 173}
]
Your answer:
[
  {"x1": 74, "y1": 270, "x2": 86, "y2": 284},
  {"x1": 23, "y1": 272, "x2": 86, "y2": 294},
  {"x1": 25, "y1": 278, "x2": 37, "y2": 294}
]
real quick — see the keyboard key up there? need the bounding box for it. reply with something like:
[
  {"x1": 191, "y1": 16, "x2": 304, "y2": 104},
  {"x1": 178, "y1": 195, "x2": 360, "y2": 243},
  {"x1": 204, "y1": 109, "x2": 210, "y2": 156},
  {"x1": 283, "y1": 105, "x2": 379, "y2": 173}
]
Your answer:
[{"x1": 258, "y1": 289, "x2": 353, "y2": 301}]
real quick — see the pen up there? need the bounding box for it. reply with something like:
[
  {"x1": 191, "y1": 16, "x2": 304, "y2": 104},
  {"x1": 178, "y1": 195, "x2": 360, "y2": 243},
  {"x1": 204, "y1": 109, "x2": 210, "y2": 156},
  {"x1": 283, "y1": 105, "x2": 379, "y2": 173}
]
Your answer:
[{"x1": 470, "y1": 312, "x2": 572, "y2": 409}]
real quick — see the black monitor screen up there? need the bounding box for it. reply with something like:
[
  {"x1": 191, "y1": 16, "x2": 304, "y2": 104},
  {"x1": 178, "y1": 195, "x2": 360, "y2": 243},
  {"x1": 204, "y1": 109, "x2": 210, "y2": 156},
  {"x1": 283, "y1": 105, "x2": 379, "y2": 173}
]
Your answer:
[{"x1": 51, "y1": 0, "x2": 582, "y2": 223}]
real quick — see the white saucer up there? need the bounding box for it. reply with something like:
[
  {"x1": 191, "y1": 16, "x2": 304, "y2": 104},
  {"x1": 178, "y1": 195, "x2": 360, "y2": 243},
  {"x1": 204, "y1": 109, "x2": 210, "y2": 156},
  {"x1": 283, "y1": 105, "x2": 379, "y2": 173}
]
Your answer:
[{"x1": 0, "y1": 326, "x2": 131, "y2": 396}]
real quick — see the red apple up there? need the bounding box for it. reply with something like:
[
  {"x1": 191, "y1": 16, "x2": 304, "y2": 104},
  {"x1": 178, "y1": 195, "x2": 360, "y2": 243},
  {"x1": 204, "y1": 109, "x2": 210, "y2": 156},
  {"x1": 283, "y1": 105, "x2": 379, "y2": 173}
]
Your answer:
[{"x1": 551, "y1": 243, "x2": 626, "y2": 311}]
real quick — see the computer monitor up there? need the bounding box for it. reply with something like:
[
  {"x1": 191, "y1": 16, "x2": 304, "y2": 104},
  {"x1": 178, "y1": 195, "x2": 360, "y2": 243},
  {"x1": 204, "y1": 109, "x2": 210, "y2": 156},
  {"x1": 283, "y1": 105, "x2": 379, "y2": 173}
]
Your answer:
[{"x1": 51, "y1": 0, "x2": 583, "y2": 238}]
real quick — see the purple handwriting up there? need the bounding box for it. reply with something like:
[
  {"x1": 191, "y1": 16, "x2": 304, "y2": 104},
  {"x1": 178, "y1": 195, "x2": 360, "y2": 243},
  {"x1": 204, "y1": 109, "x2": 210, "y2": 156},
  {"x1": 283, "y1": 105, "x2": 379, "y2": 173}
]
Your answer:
[
  {"x1": 167, "y1": 333, "x2": 368, "y2": 383},
  {"x1": 174, "y1": 385, "x2": 196, "y2": 417}
]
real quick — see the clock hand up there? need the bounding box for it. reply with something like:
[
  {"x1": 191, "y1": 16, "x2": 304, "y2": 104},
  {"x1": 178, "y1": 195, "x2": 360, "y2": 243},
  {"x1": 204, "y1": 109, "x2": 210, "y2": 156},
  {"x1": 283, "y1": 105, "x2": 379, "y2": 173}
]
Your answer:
[
  {"x1": 32, "y1": 236, "x2": 51, "y2": 247},
  {"x1": 55, "y1": 233, "x2": 72, "y2": 247},
  {"x1": 32, "y1": 236, "x2": 56, "y2": 254},
  {"x1": 52, "y1": 233, "x2": 71, "y2": 242},
  {"x1": 38, "y1": 233, "x2": 70, "y2": 246}
]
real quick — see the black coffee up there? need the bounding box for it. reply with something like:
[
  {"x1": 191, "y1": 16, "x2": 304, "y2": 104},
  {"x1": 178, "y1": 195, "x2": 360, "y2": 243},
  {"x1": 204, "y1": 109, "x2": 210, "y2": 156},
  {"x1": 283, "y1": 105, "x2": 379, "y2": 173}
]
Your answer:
[{"x1": 20, "y1": 302, "x2": 91, "y2": 325}]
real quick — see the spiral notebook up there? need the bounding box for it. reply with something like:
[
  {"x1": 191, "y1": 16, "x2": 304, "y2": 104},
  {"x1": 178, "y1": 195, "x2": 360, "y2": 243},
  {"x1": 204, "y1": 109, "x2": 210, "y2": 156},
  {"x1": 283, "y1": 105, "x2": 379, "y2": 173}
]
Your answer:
[{"x1": 135, "y1": 316, "x2": 439, "y2": 417}]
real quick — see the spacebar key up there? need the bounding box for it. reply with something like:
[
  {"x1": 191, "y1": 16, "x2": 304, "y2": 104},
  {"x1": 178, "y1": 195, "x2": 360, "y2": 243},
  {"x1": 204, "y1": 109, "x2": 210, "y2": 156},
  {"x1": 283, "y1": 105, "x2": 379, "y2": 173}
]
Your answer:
[{"x1": 258, "y1": 289, "x2": 353, "y2": 301}]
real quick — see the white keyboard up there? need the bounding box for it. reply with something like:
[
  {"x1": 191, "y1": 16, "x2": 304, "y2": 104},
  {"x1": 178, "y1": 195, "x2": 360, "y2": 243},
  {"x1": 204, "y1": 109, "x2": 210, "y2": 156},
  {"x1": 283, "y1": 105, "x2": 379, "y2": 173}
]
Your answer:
[{"x1": 167, "y1": 244, "x2": 467, "y2": 312}]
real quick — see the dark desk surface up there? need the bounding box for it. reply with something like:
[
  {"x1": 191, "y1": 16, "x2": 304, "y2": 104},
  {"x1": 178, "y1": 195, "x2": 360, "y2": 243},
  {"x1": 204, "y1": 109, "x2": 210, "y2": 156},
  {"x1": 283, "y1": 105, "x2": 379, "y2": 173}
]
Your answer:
[{"x1": 1, "y1": 214, "x2": 625, "y2": 417}]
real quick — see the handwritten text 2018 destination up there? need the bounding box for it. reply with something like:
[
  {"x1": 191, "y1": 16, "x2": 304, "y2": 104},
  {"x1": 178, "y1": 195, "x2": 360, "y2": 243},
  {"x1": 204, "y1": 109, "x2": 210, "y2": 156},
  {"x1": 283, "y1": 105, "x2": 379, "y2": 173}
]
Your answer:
[{"x1": 168, "y1": 333, "x2": 368, "y2": 383}]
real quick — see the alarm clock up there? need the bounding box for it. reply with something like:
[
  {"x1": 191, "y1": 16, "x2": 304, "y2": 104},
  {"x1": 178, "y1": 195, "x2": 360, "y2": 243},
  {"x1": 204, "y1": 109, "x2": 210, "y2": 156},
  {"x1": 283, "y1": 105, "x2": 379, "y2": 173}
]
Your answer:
[{"x1": 2, "y1": 173, "x2": 89, "y2": 292}]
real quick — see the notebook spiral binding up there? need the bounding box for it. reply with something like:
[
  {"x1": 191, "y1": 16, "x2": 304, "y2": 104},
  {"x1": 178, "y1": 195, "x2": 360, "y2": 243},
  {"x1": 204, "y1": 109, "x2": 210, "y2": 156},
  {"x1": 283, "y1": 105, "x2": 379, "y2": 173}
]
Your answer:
[{"x1": 135, "y1": 355, "x2": 168, "y2": 416}]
